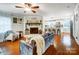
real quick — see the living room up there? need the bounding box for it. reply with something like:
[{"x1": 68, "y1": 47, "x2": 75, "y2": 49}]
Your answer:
[{"x1": 0, "y1": 3, "x2": 79, "y2": 55}]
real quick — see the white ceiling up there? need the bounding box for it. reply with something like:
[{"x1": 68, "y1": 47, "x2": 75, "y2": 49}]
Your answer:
[{"x1": 0, "y1": 3, "x2": 76, "y2": 17}]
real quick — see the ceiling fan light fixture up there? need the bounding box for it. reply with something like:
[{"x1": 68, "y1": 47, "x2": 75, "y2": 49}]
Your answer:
[
  {"x1": 31, "y1": 3, "x2": 37, "y2": 6},
  {"x1": 24, "y1": 7, "x2": 31, "y2": 11}
]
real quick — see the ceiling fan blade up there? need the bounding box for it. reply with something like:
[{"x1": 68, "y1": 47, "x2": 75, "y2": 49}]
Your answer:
[
  {"x1": 32, "y1": 10, "x2": 36, "y2": 13},
  {"x1": 15, "y1": 6, "x2": 24, "y2": 8},
  {"x1": 24, "y1": 3, "x2": 32, "y2": 7},
  {"x1": 31, "y1": 6, "x2": 39, "y2": 9}
]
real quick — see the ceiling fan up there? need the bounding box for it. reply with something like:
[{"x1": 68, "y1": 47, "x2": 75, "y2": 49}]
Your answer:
[{"x1": 15, "y1": 3, "x2": 39, "y2": 13}]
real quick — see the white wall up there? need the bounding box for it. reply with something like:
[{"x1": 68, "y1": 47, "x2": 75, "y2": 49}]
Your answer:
[
  {"x1": 73, "y1": 4, "x2": 79, "y2": 45},
  {"x1": 12, "y1": 23, "x2": 24, "y2": 32},
  {"x1": 11, "y1": 17, "x2": 24, "y2": 33}
]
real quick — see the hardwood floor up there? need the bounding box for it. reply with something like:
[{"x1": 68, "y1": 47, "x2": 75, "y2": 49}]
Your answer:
[
  {"x1": 0, "y1": 33, "x2": 79, "y2": 55},
  {"x1": 43, "y1": 33, "x2": 79, "y2": 55},
  {"x1": 0, "y1": 39, "x2": 20, "y2": 55}
]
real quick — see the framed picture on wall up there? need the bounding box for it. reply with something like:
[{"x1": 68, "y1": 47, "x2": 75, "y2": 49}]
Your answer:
[{"x1": 13, "y1": 17, "x2": 17, "y2": 23}]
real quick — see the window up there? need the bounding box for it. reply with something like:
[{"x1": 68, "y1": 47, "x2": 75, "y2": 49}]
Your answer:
[
  {"x1": 0, "y1": 16, "x2": 11, "y2": 33},
  {"x1": 63, "y1": 19, "x2": 70, "y2": 32}
]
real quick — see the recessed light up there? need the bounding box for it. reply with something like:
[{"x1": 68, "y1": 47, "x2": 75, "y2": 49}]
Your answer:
[{"x1": 67, "y1": 6, "x2": 70, "y2": 8}]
